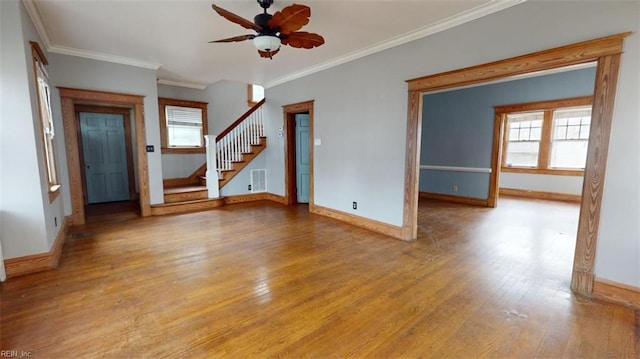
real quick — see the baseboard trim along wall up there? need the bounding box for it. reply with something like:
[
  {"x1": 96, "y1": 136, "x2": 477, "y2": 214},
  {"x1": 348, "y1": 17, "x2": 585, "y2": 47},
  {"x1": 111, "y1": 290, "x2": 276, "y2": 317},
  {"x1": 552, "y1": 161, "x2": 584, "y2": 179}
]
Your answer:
[
  {"x1": 4, "y1": 216, "x2": 71, "y2": 278},
  {"x1": 499, "y1": 188, "x2": 581, "y2": 203},
  {"x1": 264, "y1": 193, "x2": 287, "y2": 204},
  {"x1": 592, "y1": 278, "x2": 640, "y2": 310},
  {"x1": 310, "y1": 205, "x2": 405, "y2": 240},
  {"x1": 419, "y1": 192, "x2": 489, "y2": 207}
]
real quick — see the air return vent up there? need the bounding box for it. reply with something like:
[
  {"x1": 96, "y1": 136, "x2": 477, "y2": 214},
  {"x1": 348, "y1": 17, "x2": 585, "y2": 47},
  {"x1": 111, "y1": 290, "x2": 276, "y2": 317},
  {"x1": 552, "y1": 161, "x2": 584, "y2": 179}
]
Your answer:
[{"x1": 251, "y1": 169, "x2": 267, "y2": 193}]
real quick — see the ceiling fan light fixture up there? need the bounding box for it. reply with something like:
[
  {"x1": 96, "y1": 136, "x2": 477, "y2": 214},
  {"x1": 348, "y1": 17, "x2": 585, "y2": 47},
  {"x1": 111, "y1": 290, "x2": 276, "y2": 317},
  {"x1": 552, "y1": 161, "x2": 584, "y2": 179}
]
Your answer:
[{"x1": 253, "y1": 35, "x2": 281, "y2": 52}]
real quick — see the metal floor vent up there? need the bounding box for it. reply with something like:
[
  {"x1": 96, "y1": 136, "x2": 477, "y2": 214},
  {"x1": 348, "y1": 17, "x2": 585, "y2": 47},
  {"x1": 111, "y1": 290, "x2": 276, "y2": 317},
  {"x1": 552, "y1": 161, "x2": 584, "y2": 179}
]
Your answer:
[{"x1": 251, "y1": 169, "x2": 267, "y2": 193}]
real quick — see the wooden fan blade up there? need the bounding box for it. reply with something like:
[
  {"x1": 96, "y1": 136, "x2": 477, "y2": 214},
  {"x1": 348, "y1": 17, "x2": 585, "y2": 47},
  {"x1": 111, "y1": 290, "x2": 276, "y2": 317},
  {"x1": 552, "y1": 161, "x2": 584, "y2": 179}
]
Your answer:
[
  {"x1": 267, "y1": 4, "x2": 310, "y2": 34},
  {"x1": 212, "y1": 4, "x2": 262, "y2": 32},
  {"x1": 281, "y1": 32, "x2": 324, "y2": 49},
  {"x1": 258, "y1": 48, "x2": 280, "y2": 59},
  {"x1": 209, "y1": 34, "x2": 255, "y2": 43}
]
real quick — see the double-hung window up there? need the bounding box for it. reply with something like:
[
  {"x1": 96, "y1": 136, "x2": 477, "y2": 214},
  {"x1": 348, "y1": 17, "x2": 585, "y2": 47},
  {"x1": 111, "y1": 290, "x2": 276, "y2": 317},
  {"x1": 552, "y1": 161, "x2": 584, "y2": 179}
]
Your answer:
[
  {"x1": 31, "y1": 41, "x2": 60, "y2": 200},
  {"x1": 504, "y1": 112, "x2": 544, "y2": 167},
  {"x1": 158, "y1": 98, "x2": 208, "y2": 153},
  {"x1": 498, "y1": 96, "x2": 593, "y2": 175},
  {"x1": 550, "y1": 107, "x2": 591, "y2": 169}
]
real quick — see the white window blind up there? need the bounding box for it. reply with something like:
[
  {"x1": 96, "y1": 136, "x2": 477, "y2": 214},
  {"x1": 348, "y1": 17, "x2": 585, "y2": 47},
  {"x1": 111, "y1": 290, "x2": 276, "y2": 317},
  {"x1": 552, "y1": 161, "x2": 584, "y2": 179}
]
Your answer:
[{"x1": 165, "y1": 105, "x2": 204, "y2": 147}]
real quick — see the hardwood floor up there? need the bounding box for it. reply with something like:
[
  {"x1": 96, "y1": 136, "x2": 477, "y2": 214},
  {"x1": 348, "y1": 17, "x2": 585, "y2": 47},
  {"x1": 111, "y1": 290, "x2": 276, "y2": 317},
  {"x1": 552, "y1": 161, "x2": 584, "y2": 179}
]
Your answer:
[
  {"x1": 1, "y1": 198, "x2": 638, "y2": 357},
  {"x1": 85, "y1": 200, "x2": 140, "y2": 224}
]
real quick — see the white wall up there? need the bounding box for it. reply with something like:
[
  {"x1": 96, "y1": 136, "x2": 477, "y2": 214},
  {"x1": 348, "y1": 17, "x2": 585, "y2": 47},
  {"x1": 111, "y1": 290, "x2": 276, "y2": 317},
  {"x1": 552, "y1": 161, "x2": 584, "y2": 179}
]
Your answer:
[
  {"x1": 158, "y1": 80, "x2": 250, "y2": 136},
  {"x1": 265, "y1": 1, "x2": 640, "y2": 287},
  {"x1": 500, "y1": 173, "x2": 583, "y2": 195},
  {"x1": 49, "y1": 54, "x2": 164, "y2": 205},
  {"x1": 161, "y1": 154, "x2": 206, "y2": 179},
  {"x1": 221, "y1": 152, "x2": 267, "y2": 196},
  {"x1": 206, "y1": 80, "x2": 250, "y2": 136},
  {"x1": 0, "y1": 0, "x2": 58, "y2": 258},
  {"x1": 596, "y1": 20, "x2": 640, "y2": 286}
]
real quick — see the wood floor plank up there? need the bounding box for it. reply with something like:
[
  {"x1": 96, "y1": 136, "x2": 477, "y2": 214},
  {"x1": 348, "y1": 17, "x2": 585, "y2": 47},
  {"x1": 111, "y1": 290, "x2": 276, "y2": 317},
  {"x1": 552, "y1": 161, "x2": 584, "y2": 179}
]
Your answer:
[{"x1": 1, "y1": 199, "x2": 638, "y2": 358}]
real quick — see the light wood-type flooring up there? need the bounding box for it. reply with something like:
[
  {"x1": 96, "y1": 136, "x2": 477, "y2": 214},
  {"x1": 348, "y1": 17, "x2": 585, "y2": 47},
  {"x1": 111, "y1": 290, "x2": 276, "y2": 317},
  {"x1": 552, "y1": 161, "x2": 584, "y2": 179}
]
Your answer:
[{"x1": 1, "y1": 198, "x2": 638, "y2": 358}]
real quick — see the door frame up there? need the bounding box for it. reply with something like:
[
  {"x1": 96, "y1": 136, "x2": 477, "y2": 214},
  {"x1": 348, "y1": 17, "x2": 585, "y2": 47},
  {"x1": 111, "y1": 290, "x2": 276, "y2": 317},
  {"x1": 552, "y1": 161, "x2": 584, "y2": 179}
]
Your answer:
[
  {"x1": 75, "y1": 105, "x2": 137, "y2": 203},
  {"x1": 59, "y1": 87, "x2": 151, "y2": 225},
  {"x1": 402, "y1": 33, "x2": 630, "y2": 297},
  {"x1": 283, "y1": 100, "x2": 314, "y2": 208}
]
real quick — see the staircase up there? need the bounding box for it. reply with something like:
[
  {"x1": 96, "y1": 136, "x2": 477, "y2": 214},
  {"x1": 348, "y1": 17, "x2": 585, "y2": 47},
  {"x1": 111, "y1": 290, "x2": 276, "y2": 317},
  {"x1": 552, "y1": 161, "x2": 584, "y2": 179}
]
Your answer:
[{"x1": 156, "y1": 99, "x2": 266, "y2": 215}]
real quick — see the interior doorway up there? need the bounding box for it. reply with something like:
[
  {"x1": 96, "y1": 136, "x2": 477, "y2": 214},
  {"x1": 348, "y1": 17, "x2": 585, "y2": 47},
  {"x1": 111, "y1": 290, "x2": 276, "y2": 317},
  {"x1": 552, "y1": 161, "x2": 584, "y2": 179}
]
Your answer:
[
  {"x1": 283, "y1": 100, "x2": 314, "y2": 207},
  {"x1": 402, "y1": 33, "x2": 629, "y2": 297},
  {"x1": 76, "y1": 105, "x2": 137, "y2": 204},
  {"x1": 59, "y1": 87, "x2": 151, "y2": 225}
]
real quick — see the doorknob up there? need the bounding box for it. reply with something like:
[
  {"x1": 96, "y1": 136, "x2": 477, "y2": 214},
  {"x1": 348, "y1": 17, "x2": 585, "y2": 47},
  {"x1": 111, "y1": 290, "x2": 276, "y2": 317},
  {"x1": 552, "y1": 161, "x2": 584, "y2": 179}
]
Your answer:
[{"x1": 86, "y1": 163, "x2": 90, "y2": 169}]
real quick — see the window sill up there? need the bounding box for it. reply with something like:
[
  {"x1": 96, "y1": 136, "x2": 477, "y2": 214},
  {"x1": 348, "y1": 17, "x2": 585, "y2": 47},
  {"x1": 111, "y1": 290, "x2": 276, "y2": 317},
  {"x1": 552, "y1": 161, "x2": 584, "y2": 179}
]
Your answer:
[
  {"x1": 161, "y1": 147, "x2": 205, "y2": 154},
  {"x1": 501, "y1": 167, "x2": 584, "y2": 176},
  {"x1": 48, "y1": 184, "x2": 61, "y2": 203}
]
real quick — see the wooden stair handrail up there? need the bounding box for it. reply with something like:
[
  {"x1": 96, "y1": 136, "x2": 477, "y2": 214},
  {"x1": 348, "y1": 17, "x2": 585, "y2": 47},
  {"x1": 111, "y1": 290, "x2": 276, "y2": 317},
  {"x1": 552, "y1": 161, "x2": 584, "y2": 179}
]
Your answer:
[{"x1": 215, "y1": 98, "x2": 266, "y2": 142}]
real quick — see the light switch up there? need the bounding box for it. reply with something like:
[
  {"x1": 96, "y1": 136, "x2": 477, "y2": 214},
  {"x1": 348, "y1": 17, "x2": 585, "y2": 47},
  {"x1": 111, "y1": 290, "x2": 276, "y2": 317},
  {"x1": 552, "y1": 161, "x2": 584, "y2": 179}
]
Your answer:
[{"x1": 314, "y1": 138, "x2": 321, "y2": 146}]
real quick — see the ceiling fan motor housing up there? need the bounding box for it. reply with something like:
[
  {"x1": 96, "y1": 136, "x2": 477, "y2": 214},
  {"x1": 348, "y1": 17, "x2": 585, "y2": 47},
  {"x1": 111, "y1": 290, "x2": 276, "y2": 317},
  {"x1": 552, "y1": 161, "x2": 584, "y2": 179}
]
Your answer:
[{"x1": 254, "y1": 13, "x2": 276, "y2": 35}]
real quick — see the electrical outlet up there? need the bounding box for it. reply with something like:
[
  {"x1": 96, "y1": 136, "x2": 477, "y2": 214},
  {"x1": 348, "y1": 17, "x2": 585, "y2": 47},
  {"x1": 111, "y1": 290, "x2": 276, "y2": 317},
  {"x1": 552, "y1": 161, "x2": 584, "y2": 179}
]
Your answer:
[
  {"x1": 452, "y1": 185, "x2": 458, "y2": 193},
  {"x1": 248, "y1": 184, "x2": 252, "y2": 191},
  {"x1": 352, "y1": 201, "x2": 357, "y2": 210}
]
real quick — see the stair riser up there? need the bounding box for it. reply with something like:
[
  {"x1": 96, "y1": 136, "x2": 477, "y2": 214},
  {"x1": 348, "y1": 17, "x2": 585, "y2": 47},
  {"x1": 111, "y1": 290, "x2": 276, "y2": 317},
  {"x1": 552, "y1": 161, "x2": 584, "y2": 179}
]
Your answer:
[
  {"x1": 164, "y1": 190, "x2": 208, "y2": 203},
  {"x1": 150, "y1": 198, "x2": 225, "y2": 216}
]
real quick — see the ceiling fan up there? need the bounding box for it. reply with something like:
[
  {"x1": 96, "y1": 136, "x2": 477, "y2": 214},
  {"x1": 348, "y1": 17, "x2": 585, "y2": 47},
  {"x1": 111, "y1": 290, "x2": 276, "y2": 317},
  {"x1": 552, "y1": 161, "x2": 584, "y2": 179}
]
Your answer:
[{"x1": 209, "y1": 0, "x2": 325, "y2": 59}]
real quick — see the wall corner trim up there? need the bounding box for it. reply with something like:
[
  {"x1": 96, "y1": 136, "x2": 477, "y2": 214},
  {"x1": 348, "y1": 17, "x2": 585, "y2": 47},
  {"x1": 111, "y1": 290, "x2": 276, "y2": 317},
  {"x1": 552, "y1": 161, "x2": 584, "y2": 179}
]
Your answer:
[{"x1": 4, "y1": 216, "x2": 71, "y2": 278}]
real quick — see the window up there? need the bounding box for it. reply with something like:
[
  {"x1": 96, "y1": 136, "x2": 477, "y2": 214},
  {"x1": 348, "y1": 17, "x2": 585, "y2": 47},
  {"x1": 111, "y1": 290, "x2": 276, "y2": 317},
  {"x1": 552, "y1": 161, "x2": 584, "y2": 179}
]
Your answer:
[
  {"x1": 31, "y1": 41, "x2": 60, "y2": 200},
  {"x1": 498, "y1": 96, "x2": 593, "y2": 175},
  {"x1": 504, "y1": 112, "x2": 543, "y2": 167},
  {"x1": 158, "y1": 98, "x2": 208, "y2": 154},
  {"x1": 247, "y1": 84, "x2": 264, "y2": 107},
  {"x1": 550, "y1": 108, "x2": 591, "y2": 169}
]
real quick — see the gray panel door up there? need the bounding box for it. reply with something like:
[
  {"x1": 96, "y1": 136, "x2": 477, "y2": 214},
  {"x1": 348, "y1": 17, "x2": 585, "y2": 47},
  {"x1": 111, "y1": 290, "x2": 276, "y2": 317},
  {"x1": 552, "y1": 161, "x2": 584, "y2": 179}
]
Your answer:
[
  {"x1": 80, "y1": 112, "x2": 130, "y2": 204},
  {"x1": 295, "y1": 114, "x2": 310, "y2": 203}
]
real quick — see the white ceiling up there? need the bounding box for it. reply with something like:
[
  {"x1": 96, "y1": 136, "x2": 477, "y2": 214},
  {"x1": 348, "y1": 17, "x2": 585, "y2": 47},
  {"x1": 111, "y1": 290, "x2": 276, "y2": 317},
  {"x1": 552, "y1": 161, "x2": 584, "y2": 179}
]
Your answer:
[{"x1": 26, "y1": 0, "x2": 523, "y2": 89}]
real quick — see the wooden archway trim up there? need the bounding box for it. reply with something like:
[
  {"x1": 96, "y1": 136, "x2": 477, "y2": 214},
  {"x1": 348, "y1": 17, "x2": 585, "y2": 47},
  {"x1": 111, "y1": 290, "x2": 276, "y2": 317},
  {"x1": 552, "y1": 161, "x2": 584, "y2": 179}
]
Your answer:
[
  {"x1": 402, "y1": 32, "x2": 630, "y2": 297},
  {"x1": 58, "y1": 87, "x2": 150, "y2": 225}
]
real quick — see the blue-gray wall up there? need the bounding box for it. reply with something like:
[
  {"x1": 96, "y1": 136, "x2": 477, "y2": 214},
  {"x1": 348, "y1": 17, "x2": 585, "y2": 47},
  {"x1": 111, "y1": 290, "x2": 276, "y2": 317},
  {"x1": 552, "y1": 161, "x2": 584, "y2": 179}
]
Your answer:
[{"x1": 420, "y1": 67, "x2": 596, "y2": 198}]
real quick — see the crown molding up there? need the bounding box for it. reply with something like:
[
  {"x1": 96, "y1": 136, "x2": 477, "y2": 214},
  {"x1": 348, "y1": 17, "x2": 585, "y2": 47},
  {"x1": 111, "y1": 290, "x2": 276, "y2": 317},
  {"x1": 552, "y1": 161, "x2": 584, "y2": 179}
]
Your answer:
[
  {"x1": 22, "y1": 0, "x2": 53, "y2": 49},
  {"x1": 264, "y1": 0, "x2": 526, "y2": 89},
  {"x1": 23, "y1": 0, "x2": 161, "y2": 70},
  {"x1": 157, "y1": 79, "x2": 208, "y2": 90},
  {"x1": 48, "y1": 45, "x2": 161, "y2": 70}
]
